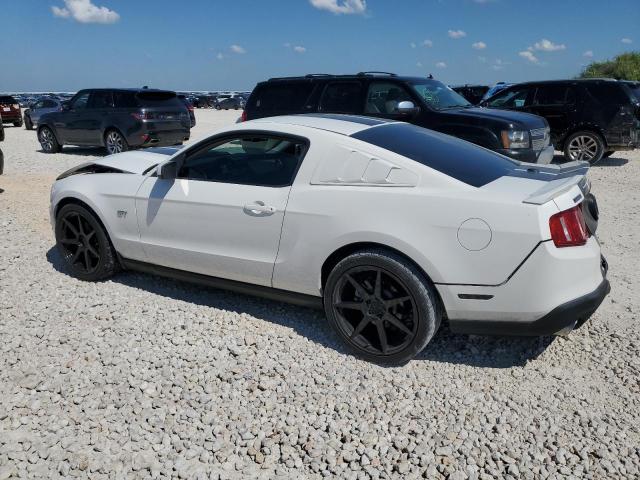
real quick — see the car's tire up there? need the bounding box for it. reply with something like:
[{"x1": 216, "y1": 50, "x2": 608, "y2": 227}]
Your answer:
[
  {"x1": 603, "y1": 150, "x2": 615, "y2": 158},
  {"x1": 14, "y1": 120, "x2": 22, "y2": 127},
  {"x1": 324, "y1": 249, "x2": 441, "y2": 365},
  {"x1": 564, "y1": 131, "x2": 605, "y2": 164},
  {"x1": 55, "y1": 203, "x2": 119, "y2": 282},
  {"x1": 105, "y1": 129, "x2": 129, "y2": 155},
  {"x1": 38, "y1": 126, "x2": 62, "y2": 153},
  {"x1": 24, "y1": 115, "x2": 34, "y2": 130},
  {"x1": 215, "y1": 105, "x2": 222, "y2": 110}
]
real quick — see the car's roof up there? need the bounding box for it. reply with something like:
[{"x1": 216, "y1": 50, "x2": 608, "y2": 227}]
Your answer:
[
  {"x1": 263, "y1": 73, "x2": 436, "y2": 84},
  {"x1": 248, "y1": 114, "x2": 397, "y2": 136},
  {"x1": 506, "y1": 78, "x2": 621, "y2": 87},
  {"x1": 78, "y1": 88, "x2": 176, "y2": 93}
]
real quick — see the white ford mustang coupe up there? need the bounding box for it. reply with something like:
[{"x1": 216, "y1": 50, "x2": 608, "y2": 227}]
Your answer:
[{"x1": 50, "y1": 114, "x2": 609, "y2": 363}]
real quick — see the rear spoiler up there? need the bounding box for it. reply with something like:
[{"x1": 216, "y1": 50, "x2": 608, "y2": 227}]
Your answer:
[{"x1": 522, "y1": 161, "x2": 591, "y2": 205}]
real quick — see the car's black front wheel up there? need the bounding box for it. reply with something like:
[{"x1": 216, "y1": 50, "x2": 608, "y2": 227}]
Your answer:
[
  {"x1": 38, "y1": 126, "x2": 62, "y2": 153},
  {"x1": 564, "y1": 131, "x2": 605, "y2": 164},
  {"x1": 324, "y1": 249, "x2": 441, "y2": 365},
  {"x1": 24, "y1": 115, "x2": 34, "y2": 130},
  {"x1": 105, "y1": 130, "x2": 129, "y2": 155},
  {"x1": 55, "y1": 203, "x2": 118, "y2": 281}
]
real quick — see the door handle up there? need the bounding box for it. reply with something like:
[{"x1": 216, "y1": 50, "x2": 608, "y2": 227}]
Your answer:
[{"x1": 243, "y1": 201, "x2": 276, "y2": 216}]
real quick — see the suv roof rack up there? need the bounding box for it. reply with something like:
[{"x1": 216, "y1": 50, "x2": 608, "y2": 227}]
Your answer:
[{"x1": 357, "y1": 71, "x2": 397, "y2": 76}]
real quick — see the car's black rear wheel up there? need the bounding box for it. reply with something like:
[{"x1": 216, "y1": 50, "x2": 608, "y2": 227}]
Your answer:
[
  {"x1": 105, "y1": 130, "x2": 129, "y2": 155},
  {"x1": 38, "y1": 126, "x2": 62, "y2": 153},
  {"x1": 14, "y1": 120, "x2": 22, "y2": 127},
  {"x1": 564, "y1": 131, "x2": 605, "y2": 164},
  {"x1": 55, "y1": 203, "x2": 118, "y2": 281},
  {"x1": 324, "y1": 249, "x2": 440, "y2": 365},
  {"x1": 24, "y1": 115, "x2": 34, "y2": 130}
]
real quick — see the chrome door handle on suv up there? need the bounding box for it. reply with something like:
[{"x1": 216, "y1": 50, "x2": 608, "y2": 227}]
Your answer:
[{"x1": 243, "y1": 201, "x2": 276, "y2": 216}]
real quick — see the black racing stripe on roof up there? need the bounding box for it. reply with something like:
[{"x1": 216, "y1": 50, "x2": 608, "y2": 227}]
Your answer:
[{"x1": 300, "y1": 114, "x2": 392, "y2": 126}]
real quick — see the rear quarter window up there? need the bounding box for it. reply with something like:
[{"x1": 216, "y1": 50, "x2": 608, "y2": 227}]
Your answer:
[
  {"x1": 583, "y1": 83, "x2": 633, "y2": 104},
  {"x1": 248, "y1": 83, "x2": 316, "y2": 114},
  {"x1": 351, "y1": 123, "x2": 519, "y2": 187}
]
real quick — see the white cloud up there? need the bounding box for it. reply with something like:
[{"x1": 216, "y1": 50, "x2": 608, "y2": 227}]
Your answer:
[
  {"x1": 216, "y1": 53, "x2": 224, "y2": 60},
  {"x1": 519, "y1": 50, "x2": 539, "y2": 63},
  {"x1": 51, "y1": 0, "x2": 119, "y2": 24},
  {"x1": 416, "y1": 61, "x2": 423, "y2": 67},
  {"x1": 530, "y1": 38, "x2": 566, "y2": 52},
  {"x1": 293, "y1": 46, "x2": 306, "y2": 53},
  {"x1": 423, "y1": 39, "x2": 433, "y2": 48},
  {"x1": 621, "y1": 38, "x2": 632, "y2": 44},
  {"x1": 309, "y1": 0, "x2": 366, "y2": 15},
  {"x1": 410, "y1": 42, "x2": 417, "y2": 49},
  {"x1": 472, "y1": 41, "x2": 487, "y2": 50},
  {"x1": 583, "y1": 50, "x2": 594, "y2": 58},
  {"x1": 230, "y1": 44, "x2": 246, "y2": 54},
  {"x1": 448, "y1": 29, "x2": 466, "y2": 39},
  {"x1": 435, "y1": 61, "x2": 447, "y2": 69}
]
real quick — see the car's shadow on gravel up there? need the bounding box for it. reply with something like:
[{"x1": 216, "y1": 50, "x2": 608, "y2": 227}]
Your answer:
[
  {"x1": 37, "y1": 147, "x2": 106, "y2": 157},
  {"x1": 552, "y1": 154, "x2": 628, "y2": 167},
  {"x1": 47, "y1": 247, "x2": 555, "y2": 368}
]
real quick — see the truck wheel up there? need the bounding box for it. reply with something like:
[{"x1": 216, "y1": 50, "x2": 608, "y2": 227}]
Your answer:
[{"x1": 564, "y1": 131, "x2": 604, "y2": 164}]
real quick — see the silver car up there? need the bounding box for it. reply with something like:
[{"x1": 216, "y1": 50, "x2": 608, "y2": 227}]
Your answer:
[{"x1": 24, "y1": 98, "x2": 63, "y2": 130}]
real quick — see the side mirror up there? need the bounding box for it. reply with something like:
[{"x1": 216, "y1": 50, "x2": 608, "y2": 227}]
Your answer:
[
  {"x1": 158, "y1": 161, "x2": 178, "y2": 180},
  {"x1": 61, "y1": 102, "x2": 70, "y2": 111},
  {"x1": 397, "y1": 101, "x2": 419, "y2": 116}
]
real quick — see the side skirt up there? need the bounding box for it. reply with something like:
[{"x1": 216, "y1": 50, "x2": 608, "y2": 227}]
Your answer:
[{"x1": 119, "y1": 258, "x2": 324, "y2": 310}]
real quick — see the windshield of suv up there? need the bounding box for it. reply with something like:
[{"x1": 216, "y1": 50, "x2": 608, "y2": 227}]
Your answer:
[{"x1": 410, "y1": 80, "x2": 471, "y2": 110}]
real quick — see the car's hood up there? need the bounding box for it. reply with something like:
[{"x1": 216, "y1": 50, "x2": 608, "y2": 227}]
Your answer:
[
  {"x1": 442, "y1": 106, "x2": 547, "y2": 128},
  {"x1": 92, "y1": 147, "x2": 182, "y2": 174}
]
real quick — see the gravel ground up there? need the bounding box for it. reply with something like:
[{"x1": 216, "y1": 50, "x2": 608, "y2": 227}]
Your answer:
[{"x1": 0, "y1": 110, "x2": 639, "y2": 479}]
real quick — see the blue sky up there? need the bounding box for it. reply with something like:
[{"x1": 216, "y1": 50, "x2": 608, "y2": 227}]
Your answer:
[{"x1": 1, "y1": 0, "x2": 638, "y2": 91}]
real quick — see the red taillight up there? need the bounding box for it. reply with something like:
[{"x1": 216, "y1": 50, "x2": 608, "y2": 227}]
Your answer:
[
  {"x1": 549, "y1": 204, "x2": 590, "y2": 247},
  {"x1": 240, "y1": 110, "x2": 247, "y2": 122}
]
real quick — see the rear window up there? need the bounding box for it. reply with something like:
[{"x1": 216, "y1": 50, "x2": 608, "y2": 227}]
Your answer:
[
  {"x1": 0, "y1": 96, "x2": 17, "y2": 104},
  {"x1": 249, "y1": 83, "x2": 316, "y2": 113},
  {"x1": 135, "y1": 90, "x2": 182, "y2": 107},
  {"x1": 113, "y1": 91, "x2": 139, "y2": 108},
  {"x1": 583, "y1": 83, "x2": 632, "y2": 104},
  {"x1": 351, "y1": 123, "x2": 519, "y2": 187}
]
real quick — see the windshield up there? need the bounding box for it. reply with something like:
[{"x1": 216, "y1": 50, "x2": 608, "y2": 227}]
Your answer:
[{"x1": 410, "y1": 80, "x2": 471, "y2": 110}]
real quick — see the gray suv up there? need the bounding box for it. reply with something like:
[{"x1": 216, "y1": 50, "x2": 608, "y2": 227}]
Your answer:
[{"x1": 37, "y1": 88, "x2": 191, "y2": 155}]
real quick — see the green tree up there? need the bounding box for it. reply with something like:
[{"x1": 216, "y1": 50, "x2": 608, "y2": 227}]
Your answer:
[{"x1": 579, "y1": 52, "x2": 640, "y2": 81}]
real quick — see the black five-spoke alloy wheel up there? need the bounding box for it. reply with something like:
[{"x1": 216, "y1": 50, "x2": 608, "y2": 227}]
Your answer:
[
  {"x1": 55, "y1": 204, "x2": 118, "y2": 281},
  {"x1": 324, "y1": 249, "x2": 440, "y2": 364}
]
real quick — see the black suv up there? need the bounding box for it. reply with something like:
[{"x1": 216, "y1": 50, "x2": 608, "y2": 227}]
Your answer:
[
  {"x1": 243, "y1": 73, "x2": 553, "y2": 164},
  {"x1": 482, "y1": 79, "x2": 640, "y2": 163},
  {"x1": 37, "y1": 89, "x2": 191, "y2": 155}
]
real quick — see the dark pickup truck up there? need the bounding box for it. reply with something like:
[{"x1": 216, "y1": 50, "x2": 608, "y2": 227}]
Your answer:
[{"x1": 243, "y1": 73, "x2": 554, "y2": 164}]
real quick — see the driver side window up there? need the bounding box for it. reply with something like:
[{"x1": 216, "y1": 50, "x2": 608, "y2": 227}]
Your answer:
[
  {"x1": 365, "y1": 82, "x2": 413, "y2": 114},
  {"x1": 178, "y1": 135, "x2": 308, "y2": 187}
]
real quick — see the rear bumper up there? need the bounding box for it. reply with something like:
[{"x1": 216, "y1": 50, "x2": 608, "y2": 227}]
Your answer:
[
  {"x1": 449, "y1": 277, "x2": 610, "y2": 336},
  {"x1": 437, "y1": 238, "x2": 609, "y2": 336},
  {"x1": 130, "y1": 129, "x2": 190, "y2": 148},
  {"x1": 1, "y1": 112, "x2": 21, "y2": 122}
]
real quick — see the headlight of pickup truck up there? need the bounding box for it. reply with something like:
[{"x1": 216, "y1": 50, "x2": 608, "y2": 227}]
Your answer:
[{"x1": 501, "y1": 130, "x2": 530, "y2": 149}]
